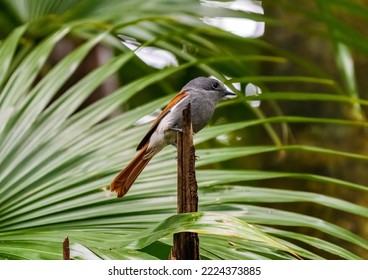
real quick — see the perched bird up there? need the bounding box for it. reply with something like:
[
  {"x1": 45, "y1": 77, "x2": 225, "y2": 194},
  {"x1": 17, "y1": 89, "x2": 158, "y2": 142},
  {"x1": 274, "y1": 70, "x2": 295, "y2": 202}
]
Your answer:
[{"x1": 110, "y1": 77, "x2": 237, "y2": 197}]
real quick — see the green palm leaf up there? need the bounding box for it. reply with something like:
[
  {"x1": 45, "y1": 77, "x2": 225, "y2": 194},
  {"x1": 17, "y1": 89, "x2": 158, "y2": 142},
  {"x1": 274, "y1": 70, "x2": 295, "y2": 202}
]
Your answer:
[{"x1": 0, "y1": 0, "x2": 367, "y2": 260}]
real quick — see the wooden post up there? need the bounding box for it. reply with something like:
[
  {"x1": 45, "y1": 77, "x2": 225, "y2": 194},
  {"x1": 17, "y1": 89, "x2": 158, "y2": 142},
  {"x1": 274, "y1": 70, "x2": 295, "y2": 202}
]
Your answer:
[
  {"x1": 170, "y1": 103, "x2": 200, "y2": 260},
  {"x1": 63, "y1": 236, "x2": 70, "y2": 260}
]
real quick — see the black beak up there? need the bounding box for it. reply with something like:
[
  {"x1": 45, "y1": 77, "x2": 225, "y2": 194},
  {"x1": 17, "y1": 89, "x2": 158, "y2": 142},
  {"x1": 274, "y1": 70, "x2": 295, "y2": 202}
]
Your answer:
[{"x1": 222, "y1": 89, "x2": 237, "y2": 100}]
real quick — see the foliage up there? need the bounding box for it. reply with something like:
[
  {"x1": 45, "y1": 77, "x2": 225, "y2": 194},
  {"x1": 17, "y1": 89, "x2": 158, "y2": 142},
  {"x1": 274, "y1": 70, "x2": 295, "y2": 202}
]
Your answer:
[{"x1": 0, "y1": 0, "x2": 367, "y2": 260}]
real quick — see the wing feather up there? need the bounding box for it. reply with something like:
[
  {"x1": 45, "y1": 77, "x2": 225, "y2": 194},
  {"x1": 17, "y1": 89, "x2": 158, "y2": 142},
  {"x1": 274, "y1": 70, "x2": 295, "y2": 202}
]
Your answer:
[{"x1": 136, "y1": 91, "x2": 188, "y2": 150}]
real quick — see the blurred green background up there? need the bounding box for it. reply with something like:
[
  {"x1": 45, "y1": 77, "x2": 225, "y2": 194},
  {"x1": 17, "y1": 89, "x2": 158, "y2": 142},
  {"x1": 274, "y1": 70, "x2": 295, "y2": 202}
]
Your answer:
[{"x1": 0, "y1": 0, "x2": 367, "y2": 260}]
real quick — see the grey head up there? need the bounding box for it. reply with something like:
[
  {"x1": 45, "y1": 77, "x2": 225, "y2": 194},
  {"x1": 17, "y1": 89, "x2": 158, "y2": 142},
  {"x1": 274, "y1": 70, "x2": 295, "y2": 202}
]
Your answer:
[{"x1": 182, "y1": 76, "x2": 237, "y2": 101}]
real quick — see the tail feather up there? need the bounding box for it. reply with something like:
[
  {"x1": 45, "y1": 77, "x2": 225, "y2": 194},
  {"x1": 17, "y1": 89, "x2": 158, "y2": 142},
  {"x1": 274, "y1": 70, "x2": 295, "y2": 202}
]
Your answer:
[{"x1": 110, "y1": 144, "x2": 152, "y2": 198}]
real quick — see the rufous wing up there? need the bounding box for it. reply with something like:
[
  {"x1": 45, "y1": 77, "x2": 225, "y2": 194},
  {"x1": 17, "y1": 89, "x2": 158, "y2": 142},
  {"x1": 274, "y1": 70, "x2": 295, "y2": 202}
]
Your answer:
[
  {"x1": 136, "y1": 90, "x2": 188, "y2": 151},
  {"x1": 111, "y1": 90, "x2": 188, "y2": 198}
]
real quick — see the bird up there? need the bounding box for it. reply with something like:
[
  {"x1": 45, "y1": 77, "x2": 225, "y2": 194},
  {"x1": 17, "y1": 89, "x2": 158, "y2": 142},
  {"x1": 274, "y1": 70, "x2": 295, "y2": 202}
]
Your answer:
[{"x1": 110, "y1": 76, "x2": 237, "y2": 197}]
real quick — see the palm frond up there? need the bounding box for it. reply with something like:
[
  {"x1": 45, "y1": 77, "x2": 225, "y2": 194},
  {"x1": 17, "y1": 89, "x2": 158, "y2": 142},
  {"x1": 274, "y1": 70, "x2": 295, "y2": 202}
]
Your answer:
[{"x1": 0, "y1": 0, "x2": 367, "y2": 260}]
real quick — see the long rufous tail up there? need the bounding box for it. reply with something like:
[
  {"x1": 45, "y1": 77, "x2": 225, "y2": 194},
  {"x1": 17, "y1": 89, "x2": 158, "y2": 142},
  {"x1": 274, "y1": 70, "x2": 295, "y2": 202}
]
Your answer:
[{"x1": 110, "y1": 144, "x2": 152, "y2": 197}]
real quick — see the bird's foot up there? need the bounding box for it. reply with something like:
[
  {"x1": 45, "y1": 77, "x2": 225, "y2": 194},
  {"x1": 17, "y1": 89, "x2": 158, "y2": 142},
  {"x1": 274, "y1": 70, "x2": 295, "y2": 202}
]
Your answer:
[{"x1": 171, "y1": 127, "x2": 182, "y2": 133}]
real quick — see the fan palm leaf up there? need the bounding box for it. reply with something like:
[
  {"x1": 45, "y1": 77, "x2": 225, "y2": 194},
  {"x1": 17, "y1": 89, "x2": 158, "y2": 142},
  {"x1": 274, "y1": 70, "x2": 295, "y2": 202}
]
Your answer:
[{"x1": 0, "y1": 0, "x2": 367, "y2": 260}]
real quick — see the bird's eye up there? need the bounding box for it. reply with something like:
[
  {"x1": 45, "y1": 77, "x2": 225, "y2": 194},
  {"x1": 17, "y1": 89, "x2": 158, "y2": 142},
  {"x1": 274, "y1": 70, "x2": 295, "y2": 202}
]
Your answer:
[{"x1": 212, "y1": 82, "x2": 220, "y2": 90}]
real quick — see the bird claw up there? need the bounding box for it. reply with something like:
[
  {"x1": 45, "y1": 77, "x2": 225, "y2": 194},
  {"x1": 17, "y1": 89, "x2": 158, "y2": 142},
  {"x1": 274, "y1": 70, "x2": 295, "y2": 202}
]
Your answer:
[
  {"x1": 171, "y1": 128, "x2": 195, "y2": 136},
  {"x1": 171, "y1": 127, "x2": 183, "y2": 133}
]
